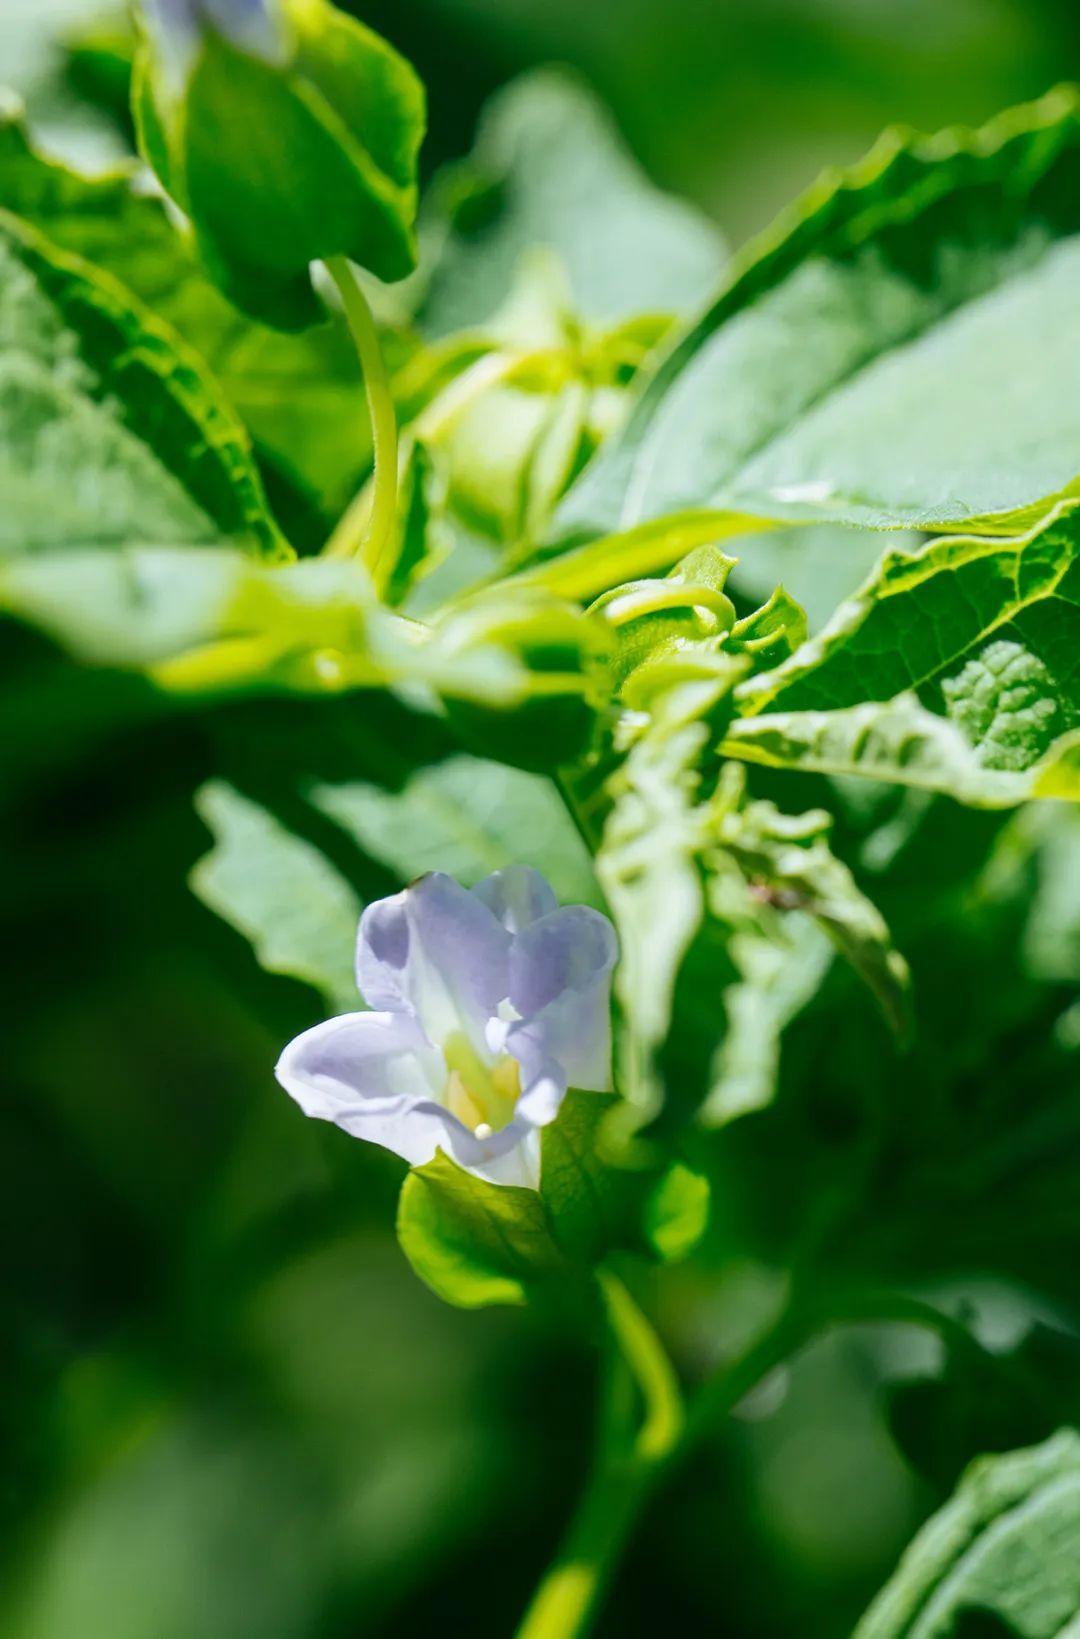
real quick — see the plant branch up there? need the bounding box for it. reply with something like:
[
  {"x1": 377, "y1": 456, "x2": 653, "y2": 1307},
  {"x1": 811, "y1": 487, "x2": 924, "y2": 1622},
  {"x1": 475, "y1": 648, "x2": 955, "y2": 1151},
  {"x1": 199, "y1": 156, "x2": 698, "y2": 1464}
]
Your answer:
[
  {"x1": 323, "y1": 257, "x2": 399, "y2": 574},
  {"x1": 514, "y1": 1277, "x2": 804, "y2": 1639}
]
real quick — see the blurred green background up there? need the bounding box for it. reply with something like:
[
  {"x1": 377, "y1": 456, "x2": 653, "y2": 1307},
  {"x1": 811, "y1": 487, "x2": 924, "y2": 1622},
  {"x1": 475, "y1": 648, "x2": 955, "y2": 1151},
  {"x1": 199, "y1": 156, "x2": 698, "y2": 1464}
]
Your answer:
[{"x1": 3, "y1": 2, "x2": 1079, "y2": 1636}]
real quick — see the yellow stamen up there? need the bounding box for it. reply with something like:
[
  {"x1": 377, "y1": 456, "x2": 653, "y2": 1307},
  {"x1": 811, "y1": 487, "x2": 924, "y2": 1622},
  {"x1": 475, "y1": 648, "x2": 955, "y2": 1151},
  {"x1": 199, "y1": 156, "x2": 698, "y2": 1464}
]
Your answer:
[{"x1": 442, "y1": 1032, "x2": 522, "y2": 1134}]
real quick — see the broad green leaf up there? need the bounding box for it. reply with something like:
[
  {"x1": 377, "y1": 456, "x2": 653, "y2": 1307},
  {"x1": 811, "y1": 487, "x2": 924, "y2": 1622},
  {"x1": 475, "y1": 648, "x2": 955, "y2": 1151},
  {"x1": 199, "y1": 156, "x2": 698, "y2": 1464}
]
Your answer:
[
  {"x1": 310, "y1": 753, "x2": 600, "y2": 909},
  {"x1": 419, "y1": 68, "x2": 724, "y2": 339},
  {"x1": 0, "y1": 98, "x2": 372, "y2": 515},
  {"x1": 135, "y1": 0, "x2": 425, "y2": 327},
  {"x1": 553, "y1": 87, "x2": 1080, "y2": 553},
  {"x1": 855, "y1": 1430, "x2": 1080, "y2": 1638},
  {"x1": 0, "y1": 207, "x2": 284, "y2": 558},
  {"x1": 397, "y1": 1152, "x2": 566, "y2": 1308},
  {"x1": 190, "y1": 781, "x2": 361, "y2": 1012}
]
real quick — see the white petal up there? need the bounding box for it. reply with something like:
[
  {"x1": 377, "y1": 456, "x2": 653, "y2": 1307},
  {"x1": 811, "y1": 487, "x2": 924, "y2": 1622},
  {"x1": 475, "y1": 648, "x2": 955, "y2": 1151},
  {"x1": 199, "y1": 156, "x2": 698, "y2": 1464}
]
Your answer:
[
  {"x1": 356, "y1": 873, "x2": 509, "y2": 1053},
  {"x1": 472, "y1": 866, "x2": 559, "y2": 934},
  {"x1": 275, "y1": 1011, "x2": 449, "y2": 1167},
  {"x1": 438, "y1": 1118, "x2": 542, "y2": 1189},
  {"x1": 507, "y1": 907, "x2": 617, "y2": 1091}
]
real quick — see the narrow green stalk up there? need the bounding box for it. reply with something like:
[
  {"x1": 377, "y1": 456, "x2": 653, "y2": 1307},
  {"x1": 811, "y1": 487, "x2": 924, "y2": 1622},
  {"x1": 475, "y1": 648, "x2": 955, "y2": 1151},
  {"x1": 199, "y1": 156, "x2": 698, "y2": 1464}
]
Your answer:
[{"x1": 323, "y1": 257, "x2": 399, "y2": 571}]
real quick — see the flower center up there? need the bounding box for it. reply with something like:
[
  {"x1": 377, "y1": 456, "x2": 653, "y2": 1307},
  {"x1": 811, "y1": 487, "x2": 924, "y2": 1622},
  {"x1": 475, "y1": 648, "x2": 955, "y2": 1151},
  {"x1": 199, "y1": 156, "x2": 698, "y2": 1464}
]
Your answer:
[{"x1": 442, "y1": 1031, "x2": 522, "y2": 1137}]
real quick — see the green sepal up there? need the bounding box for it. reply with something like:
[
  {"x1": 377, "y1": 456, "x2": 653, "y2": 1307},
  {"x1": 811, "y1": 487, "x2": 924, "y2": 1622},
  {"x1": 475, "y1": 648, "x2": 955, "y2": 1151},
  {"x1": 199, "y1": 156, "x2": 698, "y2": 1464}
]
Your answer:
[
  {"x1": 397, "y1": 1090, "x2": 711, "y2": 1308},
  {"x1": 134, "y1": 0, "x2": 424, "y2": 328},
  {"x1": 397, "y1": 1153, "x2": 568, "y2": 1310}
]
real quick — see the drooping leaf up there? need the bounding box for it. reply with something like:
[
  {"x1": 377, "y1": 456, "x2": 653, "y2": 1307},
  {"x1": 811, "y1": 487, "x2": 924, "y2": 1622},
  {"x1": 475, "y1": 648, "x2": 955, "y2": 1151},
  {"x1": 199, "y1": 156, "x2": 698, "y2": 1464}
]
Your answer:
[
  {"x1": 596, "y1": 697, "x2": 712, "y2": 1125},
  {"x1": 134, "y1": 0, "x2": 425, "y2": 327},
  {"x1": 0, "y1": 545, "x2": 565, "y2": 711},
  {"x1": 419, "y1": 68, "x2": 724, "y2": 339},
  {"x1": 855, "y1": 1430, "x2": 1080, "y2": 1638},
  {"x1": 700, "y1": 913, "x2": 831, "y2": 1126},
  {"x1": 191, "y1": 781, "x2": 361, "y2": 1012},
  {"x1": 553, "y1": 87, "x2": 1080, "y2": 553}
]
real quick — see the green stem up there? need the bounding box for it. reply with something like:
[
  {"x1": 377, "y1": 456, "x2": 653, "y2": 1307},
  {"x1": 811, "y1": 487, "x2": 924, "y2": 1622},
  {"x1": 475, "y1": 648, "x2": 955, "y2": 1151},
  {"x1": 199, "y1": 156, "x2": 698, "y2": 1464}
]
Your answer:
[
  {"x1": 514, "y1": 1273, "x2": 680, "y2": 1639},
  {"x1": 515, "y1": 1266, "x2": 992, "y2": 1638},
  {"x1": 323, "y1": 257, "x2": 399, "y2": 573},
  {"x1": 512, "y1": 1295, "x2": 811, "y2": 1639}
]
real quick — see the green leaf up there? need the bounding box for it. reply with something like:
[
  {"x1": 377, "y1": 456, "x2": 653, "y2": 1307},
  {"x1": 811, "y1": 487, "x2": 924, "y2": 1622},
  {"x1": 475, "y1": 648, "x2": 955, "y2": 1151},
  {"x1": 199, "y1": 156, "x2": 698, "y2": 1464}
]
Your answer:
[
  {"x1": 553, "y1": 87, "x2": 1080, "y2": 552},
  {"x1": 0, "y1": 206, "x2": 285, "y2": 558},
  {"x1": 310, "y1": 753, "x2": 600, "y2": 909},
  {"x1": 0, "y1": 101, "x2": 373, "y2": 517},
  {"x1": 397, "y1": 1152, "x2": 566, "y2": 1308},
  {"x1": 721, "y1": 508, "x2": 1080, "y2": 806},
  {"x1": 723, "y1": 696, "x2": 1080, "y2": 808},
  {"x1": 190, "y1": 781, "x2": 361, "y2": 1012},
  {"x1": 135, "y1": 0, "x2": 425, "y2": 327},
  {"x1": 0, "y1": 548, "x2": 369, "y2": 670},
  {"x1": 738, "y1": 508, "x2": 1080, "y2": 716},
  {"x1": 0, "y1": 545, "x2": 564, "y2": 712},
  {"x1": 855, "y1": 1430, "x2": 1080, "y2": 1638},
  {"x1": 398, "y1": 1092, "x2": 708, "y2": 1307},
  {"x1": 419, "y1": 68, "x2": 723, "y2": 339}
]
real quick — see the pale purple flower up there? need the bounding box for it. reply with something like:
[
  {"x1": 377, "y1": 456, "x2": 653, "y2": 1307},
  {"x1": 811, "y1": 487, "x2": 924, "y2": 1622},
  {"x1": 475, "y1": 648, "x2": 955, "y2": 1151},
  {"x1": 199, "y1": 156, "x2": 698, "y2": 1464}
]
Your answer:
[{"x1": 276, "y1": 868, "x2": 617, "y2": 1190}]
